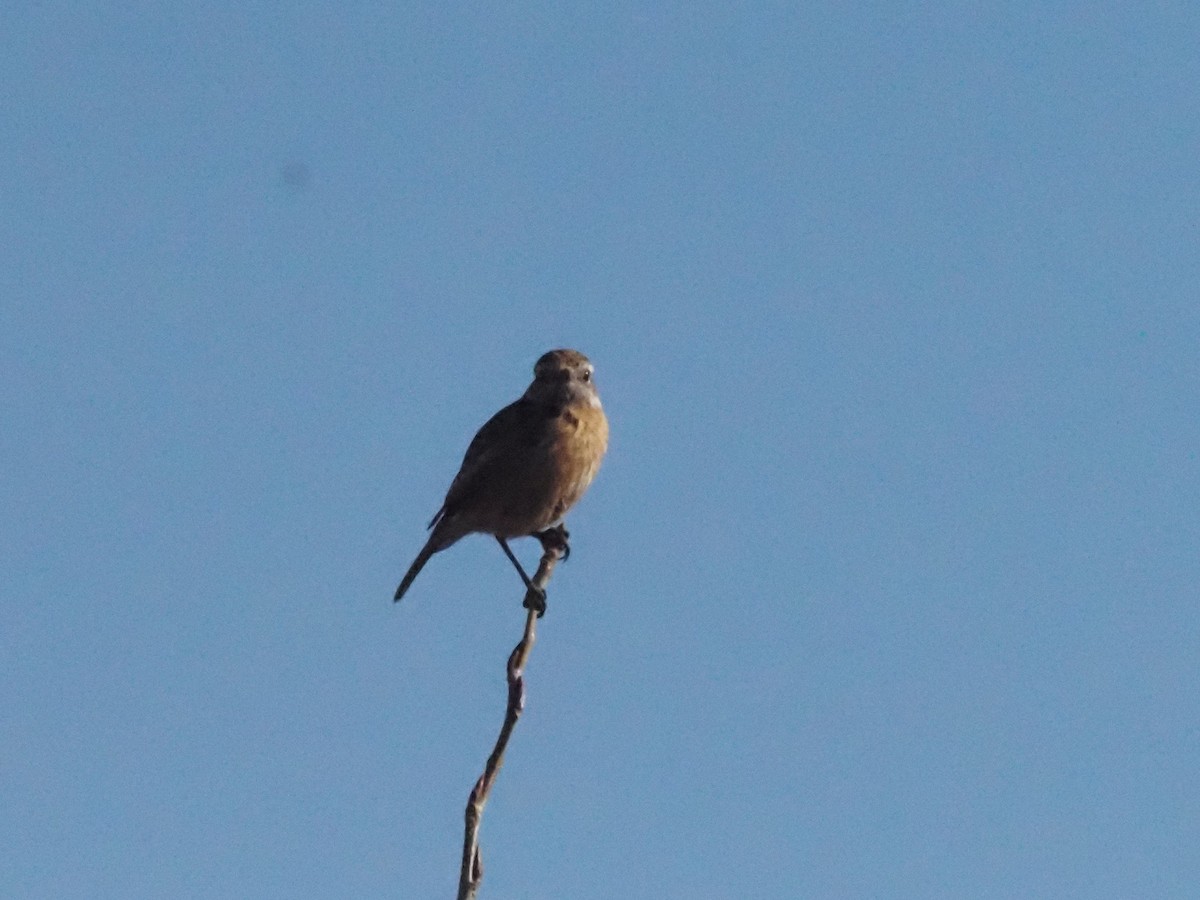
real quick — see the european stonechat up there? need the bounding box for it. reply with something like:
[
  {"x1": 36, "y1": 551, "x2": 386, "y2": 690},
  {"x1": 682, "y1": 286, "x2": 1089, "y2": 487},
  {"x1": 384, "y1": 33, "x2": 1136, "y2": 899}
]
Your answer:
[{"x1": 394, "y1": 349, "x2": 608, "y2": 606}]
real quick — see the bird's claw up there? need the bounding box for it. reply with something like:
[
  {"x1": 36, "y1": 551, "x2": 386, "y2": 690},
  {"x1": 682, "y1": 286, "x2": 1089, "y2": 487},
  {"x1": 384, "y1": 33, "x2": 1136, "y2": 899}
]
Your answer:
[
  {"x1": 537, "y1": 525, "x2": 571, "y2": 562},
  {"x1": 523, "y1": 585, "x2": 547, "y2": 617}
]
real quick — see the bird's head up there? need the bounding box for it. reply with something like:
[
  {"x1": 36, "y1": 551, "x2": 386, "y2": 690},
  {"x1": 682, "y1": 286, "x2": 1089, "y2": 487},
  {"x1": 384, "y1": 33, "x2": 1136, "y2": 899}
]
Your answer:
[{"x1": 527, "y1": 349, "x2": 600, "y2": 408}]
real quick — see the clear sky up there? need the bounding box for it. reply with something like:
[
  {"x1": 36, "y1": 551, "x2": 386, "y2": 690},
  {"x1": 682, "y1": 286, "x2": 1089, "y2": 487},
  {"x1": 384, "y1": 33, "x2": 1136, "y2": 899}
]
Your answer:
[{"x1": 3, "y1": 3, "x2": 1198, "y2": 898}]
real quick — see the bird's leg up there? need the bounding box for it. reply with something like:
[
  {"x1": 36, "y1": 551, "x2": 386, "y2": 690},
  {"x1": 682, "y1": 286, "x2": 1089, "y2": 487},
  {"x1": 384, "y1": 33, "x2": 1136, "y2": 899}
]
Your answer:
[
  {"x1": 536, "y1": 524, "x2": 571, "y2": 562},
  {"x1": 496, "y1": 537, "x2": 547, "y2": 615}
]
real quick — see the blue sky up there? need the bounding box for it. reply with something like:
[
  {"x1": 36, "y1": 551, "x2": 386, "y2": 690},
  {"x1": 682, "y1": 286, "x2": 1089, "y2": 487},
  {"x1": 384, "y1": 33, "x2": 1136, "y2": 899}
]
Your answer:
[{"x1": 3, "y1": 2, "x2": 1198, "y2": 897}]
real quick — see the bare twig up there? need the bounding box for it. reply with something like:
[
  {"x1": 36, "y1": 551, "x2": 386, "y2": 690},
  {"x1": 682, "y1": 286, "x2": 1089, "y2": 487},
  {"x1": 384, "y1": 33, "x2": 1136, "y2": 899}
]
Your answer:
[{"x1": 457, "y1": 537, "x2": 567, "y2": 900}]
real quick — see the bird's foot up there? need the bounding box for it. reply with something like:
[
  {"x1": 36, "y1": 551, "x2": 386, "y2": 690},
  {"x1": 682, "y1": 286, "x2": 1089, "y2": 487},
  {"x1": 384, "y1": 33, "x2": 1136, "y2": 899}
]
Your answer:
[
  {"x1": 523, "y1": 584, "x2": 547, "y2": 618},
  {"x1": 536, "y1": 524, "x2": 571, "y2": 562}
]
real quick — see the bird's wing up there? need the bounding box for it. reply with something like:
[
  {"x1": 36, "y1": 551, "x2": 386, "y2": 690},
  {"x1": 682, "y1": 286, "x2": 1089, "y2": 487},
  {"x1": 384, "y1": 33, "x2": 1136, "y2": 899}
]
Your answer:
[{"x1": 436, "y1": 398, "x2": 555, "y2": 522}]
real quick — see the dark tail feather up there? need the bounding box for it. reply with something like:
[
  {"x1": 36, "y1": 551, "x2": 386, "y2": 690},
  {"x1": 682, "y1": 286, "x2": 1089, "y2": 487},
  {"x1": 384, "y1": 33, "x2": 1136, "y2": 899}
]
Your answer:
[{"x1": 394, "y1": 540, "x2": 436, "y2": 602}]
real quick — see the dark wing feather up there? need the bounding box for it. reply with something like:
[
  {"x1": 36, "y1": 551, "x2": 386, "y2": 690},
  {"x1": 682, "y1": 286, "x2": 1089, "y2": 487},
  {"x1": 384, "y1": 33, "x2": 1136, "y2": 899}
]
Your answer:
[{"x1": 437, "y1": 398, "x2": 556, "y2": 520}]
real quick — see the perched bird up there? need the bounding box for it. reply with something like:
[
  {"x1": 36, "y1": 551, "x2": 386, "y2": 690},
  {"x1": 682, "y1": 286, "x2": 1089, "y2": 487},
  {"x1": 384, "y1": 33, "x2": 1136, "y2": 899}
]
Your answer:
[{"x1": 393, "y1": 349, "x2": 608, "y2": 610}]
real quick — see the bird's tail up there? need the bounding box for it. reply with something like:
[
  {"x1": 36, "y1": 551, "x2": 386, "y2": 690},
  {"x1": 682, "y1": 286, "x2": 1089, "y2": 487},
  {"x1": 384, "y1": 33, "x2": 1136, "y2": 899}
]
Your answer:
[{"x1": 394, "y1": 539, "x2": 437, "y2": 602}]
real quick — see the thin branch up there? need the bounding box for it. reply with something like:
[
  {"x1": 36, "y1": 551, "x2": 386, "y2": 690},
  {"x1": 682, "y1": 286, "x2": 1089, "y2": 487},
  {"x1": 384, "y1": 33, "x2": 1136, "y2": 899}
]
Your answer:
[{"x1": 457, "y1": 537, "x2": 567, "y2": 900}]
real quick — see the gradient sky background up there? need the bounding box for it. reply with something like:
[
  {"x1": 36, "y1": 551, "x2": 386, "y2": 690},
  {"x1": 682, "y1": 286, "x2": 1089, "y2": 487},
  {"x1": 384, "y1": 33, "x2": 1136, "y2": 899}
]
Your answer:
[{"x1": 3, "y1": 3, "x2": 1198, "y2": 898}]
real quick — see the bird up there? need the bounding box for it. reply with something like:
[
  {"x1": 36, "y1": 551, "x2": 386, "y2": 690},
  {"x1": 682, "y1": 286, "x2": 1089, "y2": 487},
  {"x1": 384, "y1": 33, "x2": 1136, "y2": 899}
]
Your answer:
[{"x1": 393, "y1": 349, "x2": 608, "y2": 612}]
